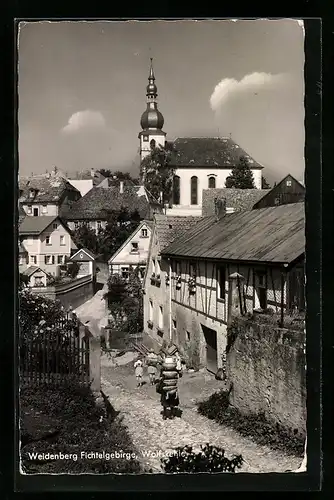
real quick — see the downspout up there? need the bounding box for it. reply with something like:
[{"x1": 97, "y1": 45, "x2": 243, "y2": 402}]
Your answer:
[{"x1": 168, "y1": 258, "x2": 172, "y2": 343}]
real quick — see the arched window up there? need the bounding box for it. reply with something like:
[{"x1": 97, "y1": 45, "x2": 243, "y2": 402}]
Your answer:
[
  {"x1": 190, "y1": 176, "x2": 198, "y2": 205},
  {"x1": 208, "y1": 176, "x2": 216, "y2": 188},
  {"x1": 173, "y1": 175, "x2": 181, "y2": 205},
  {"x1": 150, "y1": 139, "x2": 156, "y2": 149}
]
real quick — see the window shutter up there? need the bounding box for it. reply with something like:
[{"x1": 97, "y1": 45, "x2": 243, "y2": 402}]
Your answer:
[{"x1": 52, "y1": 255, "x2": 55, "y2": 264}]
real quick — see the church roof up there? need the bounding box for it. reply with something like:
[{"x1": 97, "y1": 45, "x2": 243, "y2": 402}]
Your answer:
[{"x1": 167, "y1": 137, "x2": 263, "y2": 169}]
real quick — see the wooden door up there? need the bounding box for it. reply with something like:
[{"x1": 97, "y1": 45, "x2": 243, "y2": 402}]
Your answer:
[{"x1": 202, "y1": 325, "x2": 218, "y2": 374}]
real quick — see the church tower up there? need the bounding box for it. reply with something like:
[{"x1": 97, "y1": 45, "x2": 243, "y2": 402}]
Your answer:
[{"x1": 138, "y1": 58, "x2": 166, "y2": 164}]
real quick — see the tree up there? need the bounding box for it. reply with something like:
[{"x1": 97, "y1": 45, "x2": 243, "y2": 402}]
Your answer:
[
  {"x1": 140, "y1": 145, "x2": 175, "y2": 203},
  {"x1": 72, "y1": 224, "x2": 99, "y2": 254},
  {"x1": 261, "y1": 176, "x2": 271, "y2": 189},
  {"x1": 225, "y1": 156, "x2": 256, "y2": 189},
  {"x1": 98, "y1": 169, "x2": 113, "y2": 178}
]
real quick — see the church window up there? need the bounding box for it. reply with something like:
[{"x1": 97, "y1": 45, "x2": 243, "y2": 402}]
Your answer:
[
  {"x1": 190, "y1": 176, "x2": 198, "y2": 205},
  {"x1": 208, "y1": 176, "x2": 216, "y2": 189},
  {"x1": 173, "y1": 176, "x2": 181, "y2": 205}
]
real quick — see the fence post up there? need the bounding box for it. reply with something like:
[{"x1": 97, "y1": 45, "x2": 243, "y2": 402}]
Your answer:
[{"x1": 89, "y1": 335, "x2": 101, "y2": 395}]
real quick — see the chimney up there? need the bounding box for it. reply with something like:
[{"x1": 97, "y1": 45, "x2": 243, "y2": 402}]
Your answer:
[
  {"x1": 90, "y1": 168, "x2": 95, "y2": 178},
  {"x1": 214, "y1": 197, "x2": 226, "y2": 221},
  {"x1": 120, "y1": 180, "x2": 124, "y2": 194}
]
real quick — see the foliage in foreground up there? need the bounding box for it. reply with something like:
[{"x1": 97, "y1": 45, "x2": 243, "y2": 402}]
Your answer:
[
  {"x1": 20, "y1": 381, "x2": 141, "y2": 474},
  {"x1": 161, "y1": 444, "x2": 243, "y2": 473},
  {"x1": 197, "y1": 391, "x2": 305, "y2": 457}
]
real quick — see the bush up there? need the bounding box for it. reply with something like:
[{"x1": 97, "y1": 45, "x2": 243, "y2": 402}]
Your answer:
[
  {"x1": 20, "y1": 381, "x2": 141, "y2": 474},
  {"x1": 161, "y1": 444, "x2": 243, "y2": 473},
  {"x1": 197, "y1": 391, "x2": 305, "y2": 457}
]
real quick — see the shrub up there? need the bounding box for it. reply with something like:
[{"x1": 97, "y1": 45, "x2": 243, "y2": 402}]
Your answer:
[
  {"x1": 161, "y1": 444, "x2": 243, "y2": 473},
  {"x1": 20, "y1": 382, "x2": 141, "y2": 474},
  {"x1": 197, "y1": 391, "x2": 304, "y2": 457}
]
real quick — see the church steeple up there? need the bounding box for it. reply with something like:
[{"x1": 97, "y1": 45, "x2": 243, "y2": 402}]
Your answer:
[{"x1": 138, "y1": 58, "x2": 167, "y2": 164}]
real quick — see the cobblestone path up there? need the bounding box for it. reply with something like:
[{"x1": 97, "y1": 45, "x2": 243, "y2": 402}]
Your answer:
[{"x1": 101, "y1": 362, "x2": 302, "y2": 474}]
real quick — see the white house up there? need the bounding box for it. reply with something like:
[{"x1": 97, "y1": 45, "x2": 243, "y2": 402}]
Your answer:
[
  {"x1": 21, "y1": 266, "x2": 49, "y2": 287},
  {"x1": 69, "y1": 247, "x2": 97, "y2": 278},
  {"x1": 108, "y1": 220, "x2": 153, "y2": 280},
  {"x1": 19, "y1": 216, "x2": 77, "y2": 276}
]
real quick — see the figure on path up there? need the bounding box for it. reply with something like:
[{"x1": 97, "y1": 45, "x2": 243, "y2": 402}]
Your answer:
[
  {"x1": 134, "y1": 358, "x2": 144, "y2": 387},
  {"x1": 156, "y1": 356, "x2": 180, "y2": 419},
  {"x1": 146, "y1": 348, "x2": 158, "y2": 385}
]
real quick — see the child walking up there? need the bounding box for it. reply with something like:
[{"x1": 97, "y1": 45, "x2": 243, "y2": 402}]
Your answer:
[{"x1": 134, "y1": 358, "x2": 144, "y2": 387}]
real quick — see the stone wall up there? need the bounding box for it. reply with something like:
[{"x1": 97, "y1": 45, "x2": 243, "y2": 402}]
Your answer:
[
  {"x1": 31, "y1": 276, "x2": 94, "y2": 311},
  {"x1": 226, "y1": 316, "x2": 306, "y2": 436}
]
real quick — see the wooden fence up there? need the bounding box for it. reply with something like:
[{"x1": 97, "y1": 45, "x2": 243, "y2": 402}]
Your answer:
[{"x1": 20, "y1": 313, "x2": 101, "y2": 392}]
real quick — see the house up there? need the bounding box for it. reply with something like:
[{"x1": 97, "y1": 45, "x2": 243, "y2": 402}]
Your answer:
[
  {"x1": 252, "y1": 174, "x2": 305, "y2": 209},
  {"x1": 69, "y1": 247, "x2": 97, "y2": 278},
  {"x1": 108, "y1": 220, "x2": 153, "y2": 280},
  {"x1": 66, "y1": 168, "x2": 107, "y2": 197},
  {"x1": 63, "y1": 184, "x2": 162, "y2": 234},
  {"x1": 19, "y1": 216, "x2": 77, "y2": 276},
  {"x1": 143, "y1": 214, "x2": 202, "y2": 344},
  {"x1": 137, "y1": 60, "x2": 263, "y2": 217},
  {"x1": 146, "y1": 203, "x2": 305, "y2": 373},
  {"x1": 21, "y1": 266, "x2": 49, "y2": 287},
  {"x1": 19, "y1": 175, "x2": 81, "y2": 217}
]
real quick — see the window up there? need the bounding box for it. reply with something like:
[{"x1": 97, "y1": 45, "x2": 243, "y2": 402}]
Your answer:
[
  {"x1": 286, "y1": 180, "x2": 292, "y2": 186},
  {"x1": 27, "y1": 205, "x2": 32, "y2": 214},
  {"x1": 42, "y1": 205, "x2": 48, "y2": 214},
  {"x1": 172, "y1": 175, "x2": 181, "y2": 205},
  {"x1": 57, "y1": 255, "x2": 64, "y2": 264},
  {"x1": 208, "y1": 176, "x2": 216, "y2": 189},
  {"x1": 60, "y1": 235, "x2": 66, "y2": 246},
  {"x1": 45, "y1": 236, "x2": 51, "y2": 246},
  {"x1": 141, "y1": 228, "x2": 148, "y2": 238},
  {"x1": 256, "y1": 272, "x2": 267, "y2": 309},
  {"x1": 189, "y1": 261, "x2": 196, "y2": 279},
  {"x1": 52, "y1": 223, "x2": 58, "y2": 229},
  {"x1": 190, "y1": 176, "x2": 198, "y2": 205},
  {"x1": 131, "y1": 242, "x2": 139, "y2": 253},
  {"x1": 44, "y1": 255, "x2": 55, "y2": 265},
  {"x1": 217, "y1": 265, "x2": 226, "y2": 300},
  {"x1": 172, "y1": 319, "x2": 177, "y2": 329},
  {"x1": 186, "y1": 331, "x2": 191, "y2": 341},
  {"x1": 30, "y1": 255, "x2": 37, "y2": 265},
  {"x1": 143, "y1": 136, "x2": 149, "y2": 142},
  {"x1": 33, "y1": 208, "x2": 39, "y2": 216},
  {"x1": 152, "y1": 259, "x2": 156, "y2": 274},
  {"x1": 121, "y1": 267, "x2": 129, "y2": 280},
  {"x1": 149, "y1": 300, "x2": 153, "y2": 321},
  {"x1": 34, "y1": 276, "x2": 44, "y2": 287},
  {"x1": 156, "y1": 259, "x2": 161, "y2": 276},
  {"x1": 158, "y1": 306, "x2": 163, "y2": 329},
  {"x1": 97, "y1": 221, "x2": 102, "y2": 230}
]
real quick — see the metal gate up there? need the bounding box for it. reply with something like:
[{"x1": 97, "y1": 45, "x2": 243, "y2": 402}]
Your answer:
[{"x1": 202, "y1": 325, "x2": 218, "y2": 374}]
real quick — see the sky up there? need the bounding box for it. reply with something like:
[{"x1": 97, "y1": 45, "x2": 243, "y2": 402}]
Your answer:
[{"x1": 18, "y1": 19, "x2": 305, "y2": 183}]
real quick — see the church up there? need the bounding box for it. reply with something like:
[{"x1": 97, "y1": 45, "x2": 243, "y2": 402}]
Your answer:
[{"x1": 138, "y1": 59, "x2": 263, "y2": 216}]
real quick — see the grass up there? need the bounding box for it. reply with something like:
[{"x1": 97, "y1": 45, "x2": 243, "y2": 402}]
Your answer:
[{"x1": 20, "y1": 379, "x2": 141, "y2": 474}]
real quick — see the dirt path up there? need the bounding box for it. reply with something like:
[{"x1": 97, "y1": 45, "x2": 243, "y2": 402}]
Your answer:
[{"x1": 101, "y1": 363, "x2": 302, "y2": 474}]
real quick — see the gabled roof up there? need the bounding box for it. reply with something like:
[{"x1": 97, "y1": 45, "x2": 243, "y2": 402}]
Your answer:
[
  {"x1": 19, "y1": 176, "x2": 81, "y2": 204},
  {"x1": 62, "y1": 186, "x2": 155, "y2": 220},
  {"x1": 70, "y1": 247, "x2": 96, "y2": 261},
  {"x1": 252, "y1": 174, "x2": 305, "y2": 209},
  {"x1": 108, "y1": 220, "x2": 153, "y2": 264},
  {"x1": 202, "y1": 188, "x2": 268, "y2": 216},
  {"x1": 162, "y1": 203, "x2": 305, "y2": 266},
  {"x1": 22, "y1": 266, "x2": 49, "y2": 277},
  {"x1": 154, "y1": 214, "x2": 201, "y2": 251},
  {"x1": 168, "y1": 137, "x2": 263, "y2": 169},
  {"x1": 19, "y1": 216, "x2": 70, "y2": 236}
]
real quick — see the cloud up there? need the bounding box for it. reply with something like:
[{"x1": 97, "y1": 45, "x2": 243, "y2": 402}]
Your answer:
[
  {"x1": 61, "y1": 110, "x2": 106, "y2": 133},
  {"x1": 210, "y1": 72, "x2": 287, "y2": 112}
]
